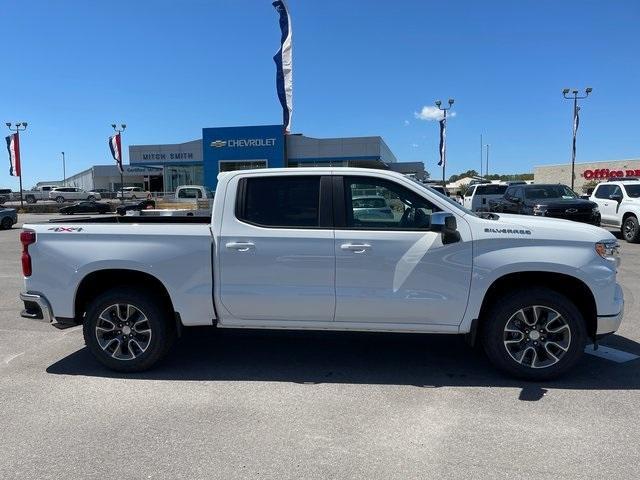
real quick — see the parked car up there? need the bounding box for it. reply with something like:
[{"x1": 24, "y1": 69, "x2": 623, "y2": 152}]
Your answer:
[
  {"x1": 59, "y1": 201, "x2": 111, "y2": 215},
  {"x1": 116, "y1": 187, "x2": 151, "y2": 200},
  {"x1": 0, "y1": 188, "x2": 13, "y2": 204},
  {"x1": 463, "y1": 183, "x2": 508, "y2": 211},
  {"x1": 49, "y1": 187, "x2": 101, "y2": 203},
  {"x1": 352, "y1": 195, "x2": 394, "y2": 221},
  {"x1": 489, "y1": 184, "x2": 600, "y2": 225},
  {"x1": 174, "y1": 185, "x2": 214, "y2": 201},
  {"x1": 24, "y1": 185, "x2": 59, "y2": 204},
  {"x1": 19, "y1": 167, "x2": 623, "y2": 380},
  {"x1": 116, "y1": 200, "x2": 156, "y2": 216},
  {"x1": 590, "y1": 179, "x2": 640, "y2": 242},
  {"x1": 0, "y1": 206, "x2": 18, "y2": 229}
]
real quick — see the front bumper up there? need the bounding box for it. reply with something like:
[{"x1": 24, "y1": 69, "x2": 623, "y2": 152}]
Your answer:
[
  {"x1": 19, "y1": 292, "x2": 55, "y2": 324},
  {"x1": 596, "y1": 283, "x2": 624, "y2": 335}
]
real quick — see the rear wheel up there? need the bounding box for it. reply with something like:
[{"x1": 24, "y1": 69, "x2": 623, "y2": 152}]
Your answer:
[
  {"x1": 87, "y1": 195, "x2": 96, "y2": 201},
  {"x1": 83, "y1": 287, "x2": 176, "y2": 372},
  {"x1": 55, "y1": 196, "x2": 65, "y2": 204},
  {"x1": 26, "y1": 195, "x2": 36, "y2": 204},
  {"x1": 481, "y1": 288, "x2": 587, "y2": 380},
  {"x1": 622, "y1": 215, "x2": 640, "y2": 243}
]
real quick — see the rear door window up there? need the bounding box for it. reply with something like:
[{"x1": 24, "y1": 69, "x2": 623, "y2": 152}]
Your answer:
[{"x1": 238, "y1": 176, "x2": 321, "y2": 227}]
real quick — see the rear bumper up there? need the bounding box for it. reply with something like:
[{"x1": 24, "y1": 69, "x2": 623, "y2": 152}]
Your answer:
[
  {"x1": 20, "y1": 292, "x2": 55, "y2": 323},
  {"x1": 596, "y1": 283, "x2": 624, "y2": 335}
]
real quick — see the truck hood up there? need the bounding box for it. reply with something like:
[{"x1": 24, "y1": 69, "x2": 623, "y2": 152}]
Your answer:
[{"x1": 475, "y1": 212, "x2": 614, "y2": 242}]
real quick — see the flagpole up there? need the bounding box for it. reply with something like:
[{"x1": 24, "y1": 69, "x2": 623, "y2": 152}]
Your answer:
[
  {"x1": 18, "y1": 132, "x2": 23, "y2": 209},
  {"x1": 442, "y1": 109, "x2": 447, "y2": 186}
]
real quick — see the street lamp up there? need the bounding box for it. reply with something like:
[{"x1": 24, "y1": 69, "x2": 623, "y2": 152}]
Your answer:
[
  {"x1": 111, "y1": 123, "x2": 126, "y2": 201},
  {"x1": 434, "y1": 98, "x2": 454, "y2": 186},
  {"x1": 562, "y1": 87, "x2": 592, "y2": 190},
  {"x1": 6, "y1": 122, "x2": 28, "y2": 207}
]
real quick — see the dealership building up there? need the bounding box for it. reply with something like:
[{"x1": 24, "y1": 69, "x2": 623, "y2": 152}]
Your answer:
[
  {"x1": 534, "y1": 158, "x2": 640, "y2": 191},
  {"x1": 60, "y1": 124, "x2": 425, "y2": 193}
]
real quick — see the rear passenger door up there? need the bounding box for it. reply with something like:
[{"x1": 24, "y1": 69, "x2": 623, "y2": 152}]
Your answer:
[{"x1": 218, "y1": 174, "x2": 336, "y2": 323}]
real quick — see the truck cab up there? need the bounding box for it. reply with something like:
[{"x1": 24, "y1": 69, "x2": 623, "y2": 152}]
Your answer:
[{"x1": 590, "y1": 179, "x2": 640, "y2": 242}]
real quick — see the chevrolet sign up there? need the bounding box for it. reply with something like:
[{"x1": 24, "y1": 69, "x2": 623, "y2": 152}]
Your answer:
[{"x1": 210, "y1": 138, "x2": 276, "y2": 148}]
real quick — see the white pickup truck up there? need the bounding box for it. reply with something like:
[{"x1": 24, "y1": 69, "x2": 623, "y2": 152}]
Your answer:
[{"x1": 19, "y1": 168, "x2": 624, "y2": 379}]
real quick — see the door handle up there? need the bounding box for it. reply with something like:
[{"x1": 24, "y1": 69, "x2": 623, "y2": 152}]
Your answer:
[
  {"x1": 341, "y1": 243, "x2": 371, "y2": 253},
  {"x1": 226, "y1": 241, "x2": 255, "y2": 252}
]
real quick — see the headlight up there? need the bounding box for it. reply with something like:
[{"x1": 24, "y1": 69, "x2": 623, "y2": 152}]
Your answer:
[
  {"x1": 595, "y1": 240, "x2": 620, "y2": 265},
  {"x1": 533, "y1": 205, "x2": 547, "y2": 215}
]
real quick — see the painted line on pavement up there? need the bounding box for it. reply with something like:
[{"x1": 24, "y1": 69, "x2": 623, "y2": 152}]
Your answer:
[{"x1": 585, "y1": 344, "x2": 639, "y2": 363}]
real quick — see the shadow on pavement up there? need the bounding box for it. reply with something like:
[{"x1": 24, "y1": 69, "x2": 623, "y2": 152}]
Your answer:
[{"x1": 46, "y1": 328, "x2": 640, "y2": 398}]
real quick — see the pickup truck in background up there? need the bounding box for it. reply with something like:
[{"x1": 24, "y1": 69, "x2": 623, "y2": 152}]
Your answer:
[
  {"x1": 590, "y1": 179, "x2": 640, "y2": 243},
  {"x1": 19, "y1": 168, "x2": 623, "y2": 379},
  {"x1": 23, "y1": 185, "x2": 59, "y2": 204}
]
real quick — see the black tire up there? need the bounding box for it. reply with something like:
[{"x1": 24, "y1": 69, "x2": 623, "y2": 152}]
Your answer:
[
  {"x1": 622, "y1": 215, "x2": 640, "y2": 243},
  {"x1": 83, "y1": 287, "x2": 176, "y2": 372},
  {"x1": 87, "y1": 195, "x2": 96, "y2": 201},
  {"x1": 481, "y1": 287, "x2": 587, "y2": 380},
  {"x1": 26, "y1": 196, "x2": 36, "y2": 204},
  {"x1": 55, "y1": 196, "x2": 65, "y2": 204},
  {"x1": 0, "y1": 217, "x2": 12, "y2": 230}
]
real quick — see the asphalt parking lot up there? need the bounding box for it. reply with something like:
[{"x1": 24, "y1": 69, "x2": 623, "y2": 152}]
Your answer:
[{"x1": 1, "y1": 214, "x2": 639, "y2": 479}]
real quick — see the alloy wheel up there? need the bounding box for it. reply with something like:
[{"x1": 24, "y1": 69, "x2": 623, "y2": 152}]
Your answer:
[
  {"x1": 624, "y1": 219, "x2": 636, "y2": 240},
  {"x1": 503, "y1": 305, "x2": 571, "y2": 369},
  {"x1": 95, "y1": 304, "x2": 152, "y2": 361}
]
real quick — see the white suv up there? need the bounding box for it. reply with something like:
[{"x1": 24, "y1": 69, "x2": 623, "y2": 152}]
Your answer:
[
  {"x1": 49, "y1": 187, "x2": 102, "y2": 203},
  {"x1": 590, "y1": 179, "x2": 640, "y2": 242},
  {"x1": 117, "y1": 187, "x2": 150, "y2": 199}
]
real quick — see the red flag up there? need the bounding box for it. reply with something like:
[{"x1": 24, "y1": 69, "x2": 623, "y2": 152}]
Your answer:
[{"x1": 108, "y1": 133, "x2": 123, "y2": 173}]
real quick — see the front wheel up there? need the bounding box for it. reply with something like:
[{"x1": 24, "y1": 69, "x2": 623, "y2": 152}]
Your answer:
[
  {"x1": 55, "y1": 196, "x2": 65, "y2": 204},
  {"x1": 26, "y1": 196, "x2": 36, "y2": 204},
  {"x1": 481, "y1": 288, "x2": 587, "y2": 380},
  {"x1": 622, "y1": 216, "x2": 640, "y2": 243},
  {"x1": 83, "y1": 287, "x2": 176, "y2": 372},
  {"x1": 87, "y1": 195, "x2": 96, "y2": 201}
]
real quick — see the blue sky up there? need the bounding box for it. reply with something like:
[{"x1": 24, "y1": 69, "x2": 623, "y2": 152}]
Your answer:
[{"x1": 1, "y1": 0, "x2": 639, "y2": 188}]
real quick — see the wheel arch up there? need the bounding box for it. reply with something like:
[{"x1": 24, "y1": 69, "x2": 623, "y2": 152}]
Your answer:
[
  {"x1": 476, "y1": 271, "x2": 597, "y2": 341},
  {"x1": 74, "y1": 269, "x2": 176, "y2": 324}
]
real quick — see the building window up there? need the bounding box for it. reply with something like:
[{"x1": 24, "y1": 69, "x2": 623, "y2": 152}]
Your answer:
[
  {"x1": 164, "y1": 165, "x2": 203, "y2": 192},
  {"x1": 219, "y1": 160, "x2": 267, "y2": 173}
]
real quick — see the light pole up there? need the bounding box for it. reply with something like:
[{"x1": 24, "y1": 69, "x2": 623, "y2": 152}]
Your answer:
[
  {"x1": 111, "y1": 123, "x2": 126, "y2": 201},
  {"x1": 485, "y1": 144, "x2": 490, "y2": 178},
  {"x1": 479, "y1": 134, "x2": 483, "y2": 177},
  {"x1": 562, "y1": 87, "x2": 592, "y2": 190},
  {"x1": 6, "y1": 122, "x2": 28, "y2": 208},
  {"x1": 61, "y1": 151, "x2": 66, "y2": 186},
  {"x1": 434, "y1": 98, "x2": 454, "y2": 186}
]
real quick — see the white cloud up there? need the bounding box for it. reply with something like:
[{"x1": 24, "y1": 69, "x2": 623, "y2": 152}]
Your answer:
[
  {"x1": 403, "y1": 120, "x2": 410, "y2": 126},
  {"x1": 414, "y1": 106, "x2": 457, "y2": 121},
  {"x1": 411, "y1": 143, "x2": 419, "y2": 148}
]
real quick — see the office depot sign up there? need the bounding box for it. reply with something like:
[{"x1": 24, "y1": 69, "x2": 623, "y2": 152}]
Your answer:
[{"x1": 583, "y1": 168, "x2": 640, "y2": 180}]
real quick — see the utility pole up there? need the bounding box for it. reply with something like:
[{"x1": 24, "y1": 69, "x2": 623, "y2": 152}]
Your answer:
[
  {"x1": 6, "y1": 122, "x2": 28, "y2": 208},
  {"x1": 61, "y1": 151, "x2": 66, "y2": 186},
  {"x1": 480, "y1": 134, "x2": 483, "y2": 177},
  {"x1": 485, "y1": 144, "x2": 490, "y2": 178},
  {"x1": 562, "y1": 87, "x2": 592, "y2": 190},
  {"x1": 434, "y1": 98, "x2": 454, "y2": 186}
]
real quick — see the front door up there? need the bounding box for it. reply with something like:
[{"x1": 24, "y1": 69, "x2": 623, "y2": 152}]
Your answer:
[
  {"x1": 333, "y1": 175, "x2": 473, "y2": 326},
  {"x1": 218, "y1": 174, "x2": 336, "y2": 323}
]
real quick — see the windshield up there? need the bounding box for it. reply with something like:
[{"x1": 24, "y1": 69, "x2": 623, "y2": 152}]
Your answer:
[
  {"x1": 525, "y1": 185, "x2": 577, "y2": 200},
  {"x1": 353, "y1": 197, "x2": 387, "y2": 208},
  {"x1": 409, "y1": 179, "x2": 476, "y2": 216},
  {"x1": 624, "y1": 184, "x2": 640, "y2": 198}
]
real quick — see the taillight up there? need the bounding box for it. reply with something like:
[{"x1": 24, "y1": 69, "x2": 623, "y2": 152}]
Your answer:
[{"x1": 20, "y1": 230, "x2": 36, "y2": 277}]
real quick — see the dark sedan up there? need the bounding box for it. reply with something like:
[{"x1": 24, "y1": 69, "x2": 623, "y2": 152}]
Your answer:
[
  {"x1": 59, "y1": 201, "x2": 111, "y2": 215},
  {"x1": 116, "y1": 199, "x2": 156, "y2": 216},
  {"x1": 489, "y1": 184, "x2": 600, "y2": 225}
]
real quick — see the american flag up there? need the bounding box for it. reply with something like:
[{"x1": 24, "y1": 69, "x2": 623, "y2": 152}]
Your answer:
[
  {"x1": 5, "y1": 133, "x2": 21, "y2": 177},
  {"x1": 108, "y1": 133, "x2": 123, "y2": 174},
  {"x1": 272, "y1": 0, "x2": 293, "y2": 133},
  {"x1": 572, "y1": 106, "x2": 580, "y2": 160}
]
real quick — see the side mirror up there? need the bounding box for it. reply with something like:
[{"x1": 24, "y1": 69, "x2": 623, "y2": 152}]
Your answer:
[
  {"x1": 610, "y1": 194, "x2": 623, "y2": 203},
  {"x1": 430, "y1": 212, "x2": 460, "y2": 244}
]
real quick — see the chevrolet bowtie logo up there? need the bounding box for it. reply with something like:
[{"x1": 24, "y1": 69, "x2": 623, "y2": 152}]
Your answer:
[{"x1": 210, "y1": 140, "x2": 227, "y2": 148}]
